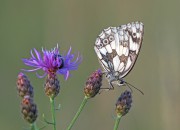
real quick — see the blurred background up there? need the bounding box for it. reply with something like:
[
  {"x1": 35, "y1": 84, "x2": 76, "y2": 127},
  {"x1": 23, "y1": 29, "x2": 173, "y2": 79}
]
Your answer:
[{"x1": 0, "y1": 0, "x2": 180, "y2": 130}]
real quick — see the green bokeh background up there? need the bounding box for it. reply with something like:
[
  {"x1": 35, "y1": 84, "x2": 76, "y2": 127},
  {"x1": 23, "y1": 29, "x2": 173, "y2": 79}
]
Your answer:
[{"x1": 1, "y1": 0, "x2": 180, "y2": 130}]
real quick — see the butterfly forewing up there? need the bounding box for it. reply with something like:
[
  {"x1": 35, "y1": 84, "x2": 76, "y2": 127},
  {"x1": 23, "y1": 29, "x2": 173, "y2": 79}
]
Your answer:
[{"x1": 94, "y1": 21, "x2": 144, "y2": 79}]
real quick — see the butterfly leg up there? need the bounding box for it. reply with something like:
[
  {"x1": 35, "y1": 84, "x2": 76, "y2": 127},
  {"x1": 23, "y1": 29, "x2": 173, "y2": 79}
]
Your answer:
[
  {"x1": 99, "y1": 80, "x2": 115, "y2": 94},
  {"x1": 100, "y1": 79, "x2": 114, "y2": 90},
  {"x1": 109, "y1": 81, "x2": 114, "y2": 90},
  {"x1": 102, "y1": 71, "x2": 108, "y2": 75}
]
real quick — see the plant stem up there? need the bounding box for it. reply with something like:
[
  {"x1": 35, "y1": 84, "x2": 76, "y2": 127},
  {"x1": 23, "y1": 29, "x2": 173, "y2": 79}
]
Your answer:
[
  {"x1": 50, "y1": 97, "x2": 56, "y2": 130},
  {"x1": 66, "y1": 96, "x2": 88, "y2": 130},
  {"x1": 31, "y1": 122, "x2": 38, "y2": 130},
  {"x1": 113, "y1": 115, "x2": 122, "y2": 130}
]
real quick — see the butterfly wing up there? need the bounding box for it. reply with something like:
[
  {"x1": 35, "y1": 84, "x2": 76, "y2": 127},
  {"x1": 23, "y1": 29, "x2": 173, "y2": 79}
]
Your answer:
[
  {"x1": 94, "y1": 21, "x2": 144, "y2": 78},
  {"x1": 94, "y1": 26, "x2": 119, "y2": 72},
  {"x1": 117, "y1": 21, "x2": 144, "y2": 78}
]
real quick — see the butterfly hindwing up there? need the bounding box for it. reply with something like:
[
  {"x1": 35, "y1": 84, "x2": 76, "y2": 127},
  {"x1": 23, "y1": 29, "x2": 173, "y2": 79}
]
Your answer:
[
  {"x1": 94, "y1": 26, "x2": 119, "y2": 72},
  {"x1": 94, "y1": 21, "x2": 144, "y2": 78}
]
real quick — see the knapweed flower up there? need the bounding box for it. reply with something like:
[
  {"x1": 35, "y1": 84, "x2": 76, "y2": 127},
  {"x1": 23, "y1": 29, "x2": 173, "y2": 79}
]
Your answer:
[
  {"x1": 22, "y1": 45, "x2": 82, "y2": 80},
  {"x1": 21, "y1": 95, "x2": 38, "y2": 124},
  {"x1": 84, "y1": 69, "x2": 103, "y2": 98},
  {"x1": 16, "y1": 72, "x2": 34, "y2": 98},
  {"x1": 115, "y1": 90, "x2": 132, "y2": 116},
  {"x1": 44, "y1": 74, "x2": 60, "y2": 99}
]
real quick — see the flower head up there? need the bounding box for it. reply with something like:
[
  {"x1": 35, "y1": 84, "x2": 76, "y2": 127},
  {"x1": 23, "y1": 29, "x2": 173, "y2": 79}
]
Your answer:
[
  {"x1": 115, "y1": 90, "x2": 132, "y2": 116},
  {"x1": 16, "y1": 72, "x2": 34, "y2": 98},
  {"x1": 84, "y1": 69, "x2": 103, "y2": 98},
  {"x1": 22, "y1": 45, "x2": 82, "y2": 80},
  {"x1": 21, "y1": 95, "x2": 38, "y2": 123},
  {"x1": 44, "y1": 74, "x2": 60, "y2": 99}
]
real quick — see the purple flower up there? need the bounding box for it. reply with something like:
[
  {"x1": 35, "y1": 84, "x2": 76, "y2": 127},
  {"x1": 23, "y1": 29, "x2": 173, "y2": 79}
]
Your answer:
[{"x1": 22, "y1": 45, "x2": 82, "y2": 80}]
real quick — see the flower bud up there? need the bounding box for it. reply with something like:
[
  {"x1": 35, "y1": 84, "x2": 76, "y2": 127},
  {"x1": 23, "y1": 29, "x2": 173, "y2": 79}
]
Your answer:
[
  {"x1": 44, "y1": 74, "x2": 60, "y2": 99},
  {"x1": 115, "y1": 90, "x2": 132, "y2": 116},
  {"x1": 84, "y1": 69, "x2": 103, "y2": 98},
  {"x1": 16, "y1": 72, "x2": 33, "y2": 98},
  {"x1": 21, "y1": 95, "x2": 38, "y2": 124}
]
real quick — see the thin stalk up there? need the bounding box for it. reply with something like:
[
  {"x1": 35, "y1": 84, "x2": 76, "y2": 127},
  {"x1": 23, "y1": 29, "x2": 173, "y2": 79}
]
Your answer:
[
  {"x1": 113, "y1": 115, "x2": 122, "y2": 130},
  {"x1": 66, "y1": 96, "x2": 88, "y2": 130},
  {"x1": 30, "y1": 122, "x2": 38, "y2": 130},
  {"x1": 50, "y1": 98, "x2": 56, "y2": 130}
]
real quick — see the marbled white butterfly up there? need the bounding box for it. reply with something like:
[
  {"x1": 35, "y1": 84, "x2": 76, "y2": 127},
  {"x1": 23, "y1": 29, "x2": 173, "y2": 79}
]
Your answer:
[{"x1": 94, "y1": 21, "x2": 144, "y2": 91}]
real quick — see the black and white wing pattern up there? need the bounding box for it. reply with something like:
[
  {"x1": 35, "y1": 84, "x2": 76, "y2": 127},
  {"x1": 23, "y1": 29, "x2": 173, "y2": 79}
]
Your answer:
[{"x1": 94, "y1": 21, "x2": 144, "y2": 79}]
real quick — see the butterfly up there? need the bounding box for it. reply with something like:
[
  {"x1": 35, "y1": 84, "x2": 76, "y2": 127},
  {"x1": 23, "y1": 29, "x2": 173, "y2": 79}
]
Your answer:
[{"x1": 94, "y1": 21, "x2": 144, "y2": 91}]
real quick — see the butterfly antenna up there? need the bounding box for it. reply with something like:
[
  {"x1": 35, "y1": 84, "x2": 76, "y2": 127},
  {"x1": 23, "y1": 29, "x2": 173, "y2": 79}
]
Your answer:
[
  {"x1": 125, "y1": 83, "x2": 133, "y2": 93},
  {"x1": 125, "y1": 82, "x2": 144, "y2": 95}
]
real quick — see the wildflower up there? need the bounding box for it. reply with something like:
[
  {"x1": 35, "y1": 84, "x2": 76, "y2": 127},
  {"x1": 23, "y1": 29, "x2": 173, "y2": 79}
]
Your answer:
[
  {"x1": 115, "y1": 90, "x2": 132, "y2": 116},
  {"x1": 16, "y1": 72, "x2": 33, "y2": 98},
  {"x1": 22, "y1": 45, "x2": 82, "y2": 80},
  {"x1": 21, "y1": 95, "x2": 38, "y2": 124},
  {"x1": 44, "y1": 74, "x2": 60, "y2": 99},
  {"x1": 84, "y1": 69, "x2": 103, "y2": 98}
]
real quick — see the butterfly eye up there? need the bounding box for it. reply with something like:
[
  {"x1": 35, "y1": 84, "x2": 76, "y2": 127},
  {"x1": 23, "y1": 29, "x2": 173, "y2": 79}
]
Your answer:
[
  {"x1": 119, "y1": 80, "x2": 124, "y2": 85},
  {"x1": 103, "y1": 39, "x2": 109, "y2": 45},
  {"x1": 109, "y1": 36, "x2": 114, "y2": 41}
]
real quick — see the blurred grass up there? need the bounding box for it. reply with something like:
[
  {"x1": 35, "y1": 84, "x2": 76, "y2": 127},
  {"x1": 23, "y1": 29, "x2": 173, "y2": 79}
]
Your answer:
[{"x1": 0, "y1": 0, "x2": 180, "y2": 130}]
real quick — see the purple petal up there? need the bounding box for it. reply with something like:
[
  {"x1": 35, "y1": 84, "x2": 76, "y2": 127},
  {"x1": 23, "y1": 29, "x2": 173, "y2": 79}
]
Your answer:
[
  {"x1": 65, "y1": 71, "x2": 69, "y2": 80},
  {"x1": 21, "y1": 67, "x2": 41, "y2": 72},
  {"x1": 67, "y1": 47, "x2": 72, "y2": 56},
  {"x1": 36, "y1": 72, "x2": 47, "y2": 78},
  {"x1": 34, "y1": 48, "x2": 42, "y2": 61},
  {"x1": 30, "y1": 50, "x2": 36, "y2": 59},
  {"x1": 22, "y1": 44, "x2": 82, "y2": 80}
]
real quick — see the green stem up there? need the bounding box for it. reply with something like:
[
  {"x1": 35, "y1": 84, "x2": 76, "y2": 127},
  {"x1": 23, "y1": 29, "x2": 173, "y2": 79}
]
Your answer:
[
  {"x1": 31, "y1": 122, "x2": 38, "y2": 130},
  {"x1": 50, "y1": 98, "x2": 56, "y2": 130},
  {"x1": 113, "y1": 115, "x2": 122, "y2": 130},
  {"x1": 66, "y1": 96, "x2": 88, "y2": 130}
]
